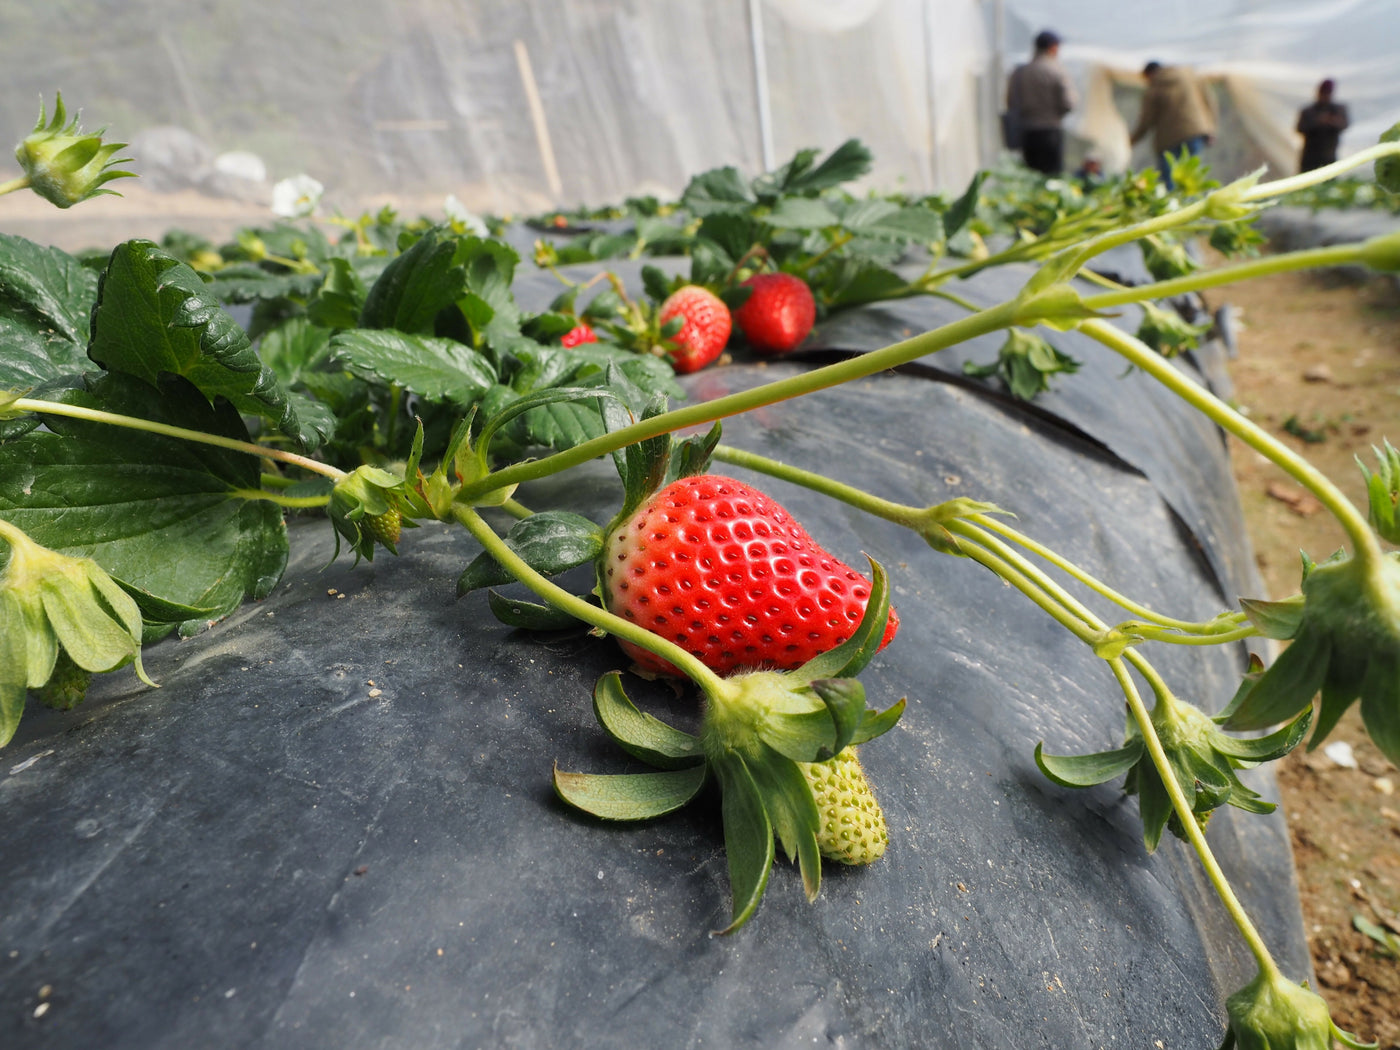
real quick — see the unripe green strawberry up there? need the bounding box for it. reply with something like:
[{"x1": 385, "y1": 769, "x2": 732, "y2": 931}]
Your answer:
[
  {"x1": 365, "y1": 507, "x2": 402, "y2": 549},
  {"x1": 658, "y1": 285, "x2": 731, "y2": 374},
  {"x1": 733, "y1": 272, "x2": 816, "y2": 355},
  {"x1": 601, "y1": 474, "x2": 899, "y2": 676},
  {"x1": 799, "y1": 748, "x2": 888, "y2": 865}
]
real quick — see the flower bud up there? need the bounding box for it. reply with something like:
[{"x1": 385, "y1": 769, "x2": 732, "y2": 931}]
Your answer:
[
  {"x1": 13, "y1": 94, "x2": 134, "y2": 208},
  {"x1": 1221, "y1": 968, "x2": 1372, "y2": 1050}
]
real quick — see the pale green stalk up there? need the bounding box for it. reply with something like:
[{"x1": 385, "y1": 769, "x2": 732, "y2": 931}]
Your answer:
[
  {"x1": 460, "y1": 301, "x2": 1018, "y2": 501},
  {"x1": 1108, "y1": 656, "x2": 1280, "y2": 975},
  {"x1": 1081, "y1": 240, "x2": 1375, "y2": 310},
  {"x1": 1078, "y1": 320, "x2": 1382, "y2": 566},
  {"x1": 14, "y1": 397, "x2": 346, "y2": 481},
  {"x1": 453, "y1": 505, "x2": 733, "y2": 699},
  {"x1": 711, "y1": 444, "x2": 1249, "y2": 638}
]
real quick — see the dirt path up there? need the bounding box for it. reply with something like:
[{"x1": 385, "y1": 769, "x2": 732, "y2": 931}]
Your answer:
[{"x1": 1208, "y1": 259, "x2": 1400, "y2": 1046}]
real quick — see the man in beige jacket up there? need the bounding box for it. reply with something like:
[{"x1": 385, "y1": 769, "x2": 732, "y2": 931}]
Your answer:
[{"x1": 1130, "y1": 61, "x2": 1217, "y2": 188}]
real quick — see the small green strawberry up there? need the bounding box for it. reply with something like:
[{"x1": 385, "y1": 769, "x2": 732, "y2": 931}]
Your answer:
[
  {"x1": 364, "y1": 506, "x2": 403, "y2": 550},
  {"x1": 799, "y1": 748, "x2": 889, "y2": 865}
]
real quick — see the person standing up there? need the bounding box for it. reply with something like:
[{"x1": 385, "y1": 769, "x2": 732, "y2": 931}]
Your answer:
[
  {"x1": 1129, "y1": 61, "x2": 1217, "y2": 187},
  {"x1": 1005, "y1": 30, "x2": 1076, "y2": 176},
  {"x1": 1296, "y1": 79, "x2": 1349, "y2": 172}
]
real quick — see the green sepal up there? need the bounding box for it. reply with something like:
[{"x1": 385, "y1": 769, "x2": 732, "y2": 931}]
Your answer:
[
  {"x1": 1214, "y1": 653, "x2": 1265, "y2": 723},
  {"x1": 457, "y1": 510, "x2": 604, "y2": 594},
  {"x1": 808, "y1": 677, "x2": 865, "y2": 759},
  {"x1": 1212, "y1": 705, "x2": 1313, "y2": 763},
  {"x1": 670, "y1": 422, "x2": 722, "y2": 481},
  {"x1": 1224, "y1": 626, "x2": 1331, "y2": 732},
  {"x1": 486, "y1": 590, "x2": 580, "y2": 631},
  {"x1": 1034, "y1": 738, "x2": 1145, "y2": 788},
  {"x1": 744, "y1": 744, "x2": 822, "y2": 901},
  {"x1": 1238, "y1": 595, "x2": 1305, "y2": 640},
  {"x1": 551, "y1": 763, "x2": 707, "y2": 821},
  {"x1": 712, "y1": 754, "x2": 776, "y2": 935},
  {"x1": 592, "y1": 671, "x2": 703, "y2": 770},
  {"x1": 1358, "y1": 438, "x2": 1400, "y2": 544},
  {"x1": 794, "y1": 556, "x2": 891, "y2": 681},
  {"x1": 1358, "y1": 652, "x2": 1400, "y2": 768},
  {"x1": 1129, "y1": 753, "x2": 1174, "y2": 853},
  {"x1": 0, "y1": 591, "x2": 29, "y2": 746}
]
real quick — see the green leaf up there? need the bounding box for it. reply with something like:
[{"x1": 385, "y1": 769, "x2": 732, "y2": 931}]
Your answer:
[
  {"x1": 944, "y1": 171, "x2": 988, "y2": 239},
  {"x1": 821, "y1": 259, "x2": 908, "y2": 310},
  {"x1": 307, "y1": 257, "x2": 371, "y2": 330},
  {"x1": 0, "y1": 592, "x2": 30, "y2": 746},
  {"x1": 838, "y1": 200, "x2": 943, "y2": 242},
  {"x1": 1238, "y1": 595, "x2": 1305, "y2": 640},
  {"x1": 457, "y1": 510, "x2": 604, "y2": 594},
  {"x1": 88, "y1": 240, "x2": 307, "y2": 445},
  {"x1": 764, "y1": 197, "x2": 841, "y2": 231},
  {"x1": 1224, "y1": 628, "x2": 1331, "y2": 731},
  {"x1": 256, "y1": 316, "x2": 334, "y2": 387},
  {"x1": 0, "y1": 372, "x2": 288, "y2": 632},
  {"x1": 552, "y1": 763, "x2": 708, "y2": 821},
  {"x1": 330, "y1": 329, "x2": 496, "y2": 405},
  {"x1": 763, "y1": 139, "x2": 872, "y2": 197},
  {"x1": 359, "y1": 227, "x2": 467, "y2": 334},
  {"x1": 1034, "y1": 739, "x2": 1145, "y2": 787},
  {"x1": 680, "y1": 166, "x2": 756, "y2": 216},
  {"x1": 0, "y1": 234, "x2": 98, "y2": 392},
  {"x1": 485, "y1": 590, "x2": 580, "y2": 631},
  {"x1": 591, "y1": 670, "x2": 703, "y2": 769},
  {"x1": 712, "y1": 754, "x2": 775, "y2": 935}
]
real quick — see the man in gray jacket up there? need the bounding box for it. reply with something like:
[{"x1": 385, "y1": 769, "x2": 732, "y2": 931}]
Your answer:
[{"x1": 1006, "y1": 30, "x2": 1076, "y2": 175}]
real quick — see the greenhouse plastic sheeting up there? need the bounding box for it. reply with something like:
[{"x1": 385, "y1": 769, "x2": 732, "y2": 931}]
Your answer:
[
  {"x1": 2, "y1": 295, "x2": 1309, "y2": 1048},
  {"x1": 6, "y1": 0, "x2": 1399, "y2": 255}
]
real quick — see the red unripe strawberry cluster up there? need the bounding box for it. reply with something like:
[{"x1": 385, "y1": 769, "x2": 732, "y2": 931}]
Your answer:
[{"x1": 602, "y1": 474, "x2": 899, "y2": 676}]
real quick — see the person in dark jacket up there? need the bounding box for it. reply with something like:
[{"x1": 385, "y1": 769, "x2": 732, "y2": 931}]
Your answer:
[
  {"x1": 1296, "y1": 79, "x2": 1349, "y2": 172},
  {"x1": 1006, "y1": 30, "x2": 1076, "y2": 176}
]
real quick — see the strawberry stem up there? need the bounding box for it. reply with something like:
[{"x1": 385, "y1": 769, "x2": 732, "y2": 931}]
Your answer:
[
  {"x1": 711, "y1": 444, "x2": 1252, "y2": 639},
  {"x1": 12, "y1": 397, "x2": 347, "y2": 481},
  {"x1": 1080, "y1": 240, "x2": 1379, "y2": 311},
  {"x1": 459, "y1": 300, "x2": 1019, "y2": 502},
  {"x1": 1078, "y1": 320, "x2": 1384, "y2": 569},
  {"x1": 453, "y1": 504, "x2": 732, "y2": 697},
  {"x1": 1107, "y1": 655, "x2": 1282, "y2": 976}
]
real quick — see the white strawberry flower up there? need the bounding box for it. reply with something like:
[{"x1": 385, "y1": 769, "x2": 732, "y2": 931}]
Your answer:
[
  {"x1": 444, "y1": 194, "x2": 489, "y2": 235},
  {"x1": 271, "y1": 174, "x2": 323, "y2": 218}
]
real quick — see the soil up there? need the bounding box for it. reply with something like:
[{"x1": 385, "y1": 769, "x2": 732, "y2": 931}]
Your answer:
[{"x1": 1207, "y1": 257, "x2": 1400, "y2": 1047}]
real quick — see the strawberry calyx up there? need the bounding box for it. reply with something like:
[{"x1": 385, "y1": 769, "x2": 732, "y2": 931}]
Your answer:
[
  {"x1": 554, "y1": 557, "x2": 906, "y2": 933},
  {"x1": 329, "y1": 463, "x2": 422, "y2": 561}
]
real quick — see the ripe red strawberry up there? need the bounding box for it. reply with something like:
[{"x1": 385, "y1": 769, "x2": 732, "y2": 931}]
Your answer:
[
  {"x1": 561, "y1": 322, "x2": 597, "y2": 348},
  {"x1": 601, "y1": 474, "x2": 899, "y2": 676},
  {"x1": 733, "y1": 273, "x2": 816, "y2": 355},
  {"x1": 657, "y1": 286, "x2": 731, "y2": 374}
]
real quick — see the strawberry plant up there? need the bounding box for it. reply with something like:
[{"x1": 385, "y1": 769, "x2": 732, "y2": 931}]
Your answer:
[{"x1": 5, "y1": 95, "x2": 1400, "y2": 1047}]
